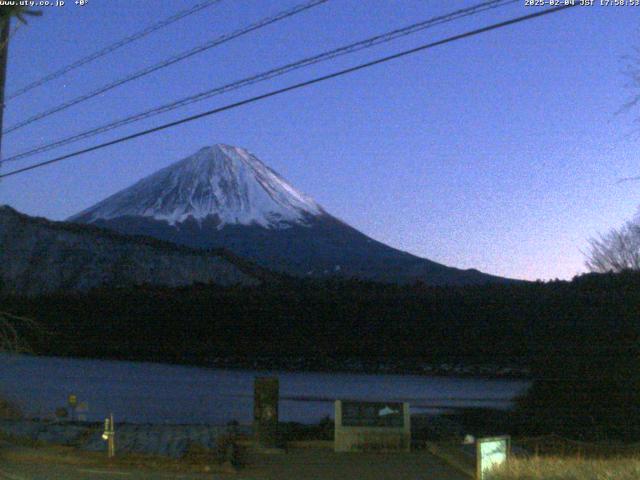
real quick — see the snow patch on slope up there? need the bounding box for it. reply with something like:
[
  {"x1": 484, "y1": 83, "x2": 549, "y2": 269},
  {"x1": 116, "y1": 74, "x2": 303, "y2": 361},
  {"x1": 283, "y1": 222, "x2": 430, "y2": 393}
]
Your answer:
[{"x1": 70, "y1": 144, "x2": 323, "y2": 229}]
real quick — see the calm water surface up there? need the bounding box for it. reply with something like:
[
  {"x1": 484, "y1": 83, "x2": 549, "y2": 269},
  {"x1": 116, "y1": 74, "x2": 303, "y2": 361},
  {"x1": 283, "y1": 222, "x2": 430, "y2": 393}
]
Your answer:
[{"x1": 0, "y1": 354, "x2": 530, "y2": 424}]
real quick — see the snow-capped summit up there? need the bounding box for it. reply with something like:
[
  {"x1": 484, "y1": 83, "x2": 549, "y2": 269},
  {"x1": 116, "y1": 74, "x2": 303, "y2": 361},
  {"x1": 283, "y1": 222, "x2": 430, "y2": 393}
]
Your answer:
[{"x1": 70, "y1": 144, "x2": 323, "y2": 228}]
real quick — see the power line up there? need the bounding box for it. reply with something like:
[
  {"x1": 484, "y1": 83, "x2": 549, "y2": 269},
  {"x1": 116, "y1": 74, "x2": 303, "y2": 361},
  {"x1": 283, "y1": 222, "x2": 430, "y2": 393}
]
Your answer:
[
  {"x1": 2, "y1": 0, "x2": 518, "y2": 165},
  {"x1": 0, "y1": 4, "x2": 577, "y2": 180},
  {"x1": 2, "y1": 0, "x2": 328, "y2": 134},
  {"x1": 5, "y1": 0, "x2": 223, "y2": 102}
]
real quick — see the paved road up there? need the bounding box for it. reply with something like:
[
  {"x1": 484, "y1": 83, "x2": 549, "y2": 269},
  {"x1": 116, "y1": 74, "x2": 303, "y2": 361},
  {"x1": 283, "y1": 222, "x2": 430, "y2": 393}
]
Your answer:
[
  {"x1": 0, "y1": 462, "x2": 229, "y2": 479},
  {"x1": 242, "y1": 449, "x2": 470, "y2": 480},
  {"x1": 0, "y1": 447, "x2": 469, "y2": 480}
]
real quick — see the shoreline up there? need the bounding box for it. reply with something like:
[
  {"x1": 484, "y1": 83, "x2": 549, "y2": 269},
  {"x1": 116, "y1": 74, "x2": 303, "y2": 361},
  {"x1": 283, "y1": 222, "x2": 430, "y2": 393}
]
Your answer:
[
  {"x1": 10, "y1": 352, "x2": 531, "y2": 380},
  {"x1": 197, "y1": 355, "x2": 531, "y2": 380}
]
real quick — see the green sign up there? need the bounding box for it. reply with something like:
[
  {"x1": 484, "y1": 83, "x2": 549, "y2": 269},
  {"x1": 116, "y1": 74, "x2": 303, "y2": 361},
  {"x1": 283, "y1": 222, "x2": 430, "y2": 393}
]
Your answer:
[{"x1": 476, "y1": 436, "x2": 510, "y2": 479}]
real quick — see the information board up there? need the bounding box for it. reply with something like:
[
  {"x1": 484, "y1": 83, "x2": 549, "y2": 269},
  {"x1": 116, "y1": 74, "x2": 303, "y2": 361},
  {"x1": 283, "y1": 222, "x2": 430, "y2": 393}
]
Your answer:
[
  {"x1": 476, "y1": 436, "x2": 510, "y2": 480},
  {"x1": 341, "y1": 401, "x2": 405, "y2": 428}
]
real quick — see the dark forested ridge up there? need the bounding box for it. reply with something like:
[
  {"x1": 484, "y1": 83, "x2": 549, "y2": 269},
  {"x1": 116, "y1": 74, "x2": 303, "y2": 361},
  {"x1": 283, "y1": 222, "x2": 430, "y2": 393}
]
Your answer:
[{"x1": 2, "y1": 270, "x2": 638, "y2": 369}]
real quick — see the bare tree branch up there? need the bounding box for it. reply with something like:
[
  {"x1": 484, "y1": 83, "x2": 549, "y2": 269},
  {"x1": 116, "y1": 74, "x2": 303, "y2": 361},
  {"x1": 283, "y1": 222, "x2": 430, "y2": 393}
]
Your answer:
[
  {"x1": 0, "y1": 311, "x2": 41, "y2": 353},
  {"x1": 617, "y1": 44, "x2": 640, "y2": 115},
  {"x1": 585, "y1": 221, "x2": 640, "y2": 273},
  {"x1": 616, "y1": 176, "x2": 640, "y2": 184}
]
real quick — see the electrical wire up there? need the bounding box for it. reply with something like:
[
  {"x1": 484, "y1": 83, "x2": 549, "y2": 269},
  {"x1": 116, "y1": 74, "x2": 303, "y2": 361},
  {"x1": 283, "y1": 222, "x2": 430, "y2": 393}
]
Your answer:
[
  {"x1": 2, "y1": 0, "x2": 329, "y2": 134},
  {"x1": 5, "y1": 0, "x2": 223, "y2": 102},
  {"x1": 3, "y1": 0, "x2": 518, "y2": 164},
  {"x1": 0, "y1": 4, "x2": 578, "y2": 180}
]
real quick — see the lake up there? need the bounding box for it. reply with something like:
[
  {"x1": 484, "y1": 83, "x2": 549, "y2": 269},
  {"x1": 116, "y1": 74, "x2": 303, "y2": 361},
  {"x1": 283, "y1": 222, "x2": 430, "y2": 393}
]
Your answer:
[{"x1": 0, "y1": 354, "x2": 530, "y2": 425}]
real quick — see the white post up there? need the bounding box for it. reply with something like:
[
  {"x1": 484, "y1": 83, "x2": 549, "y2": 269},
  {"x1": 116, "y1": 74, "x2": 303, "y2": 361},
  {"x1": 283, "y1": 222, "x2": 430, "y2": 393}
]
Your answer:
[{"x1": 102, "y1": 413, "x2": 116, "y2": 458}]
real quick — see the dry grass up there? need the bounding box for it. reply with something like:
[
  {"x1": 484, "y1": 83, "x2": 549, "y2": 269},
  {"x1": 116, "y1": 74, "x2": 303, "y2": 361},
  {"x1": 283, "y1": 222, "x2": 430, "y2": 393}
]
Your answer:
[
  {"x1": 488, "y1": 456, "x2": 640, "y2": 480},
  {"x1": 0, "y1": 443, "x2": 237, "y2": 474}
]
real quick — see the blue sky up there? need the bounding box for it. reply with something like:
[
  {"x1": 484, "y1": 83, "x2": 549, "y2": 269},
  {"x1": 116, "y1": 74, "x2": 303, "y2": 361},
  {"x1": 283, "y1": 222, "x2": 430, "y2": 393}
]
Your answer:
[{"x1": 1, "y1": 0, "x2": 638, "y2": 281}]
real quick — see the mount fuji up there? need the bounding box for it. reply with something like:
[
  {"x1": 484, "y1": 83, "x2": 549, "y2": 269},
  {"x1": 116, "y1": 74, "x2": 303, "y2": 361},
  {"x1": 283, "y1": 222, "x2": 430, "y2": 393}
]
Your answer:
[{"x1": 69, "y1": 144, "x2": 508, "y2": 285}]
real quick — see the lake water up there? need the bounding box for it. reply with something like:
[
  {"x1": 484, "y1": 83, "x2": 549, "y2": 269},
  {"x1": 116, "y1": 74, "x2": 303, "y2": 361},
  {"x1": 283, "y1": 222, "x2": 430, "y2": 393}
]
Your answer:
[{"x1": 0, "y1": 354, "x2": 530, "y2": 425}]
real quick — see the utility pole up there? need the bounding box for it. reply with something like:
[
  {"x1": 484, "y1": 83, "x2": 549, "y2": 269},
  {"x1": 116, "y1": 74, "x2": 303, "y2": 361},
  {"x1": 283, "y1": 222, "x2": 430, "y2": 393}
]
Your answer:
[{"x1": 0, "y1": 15, "x2": 10, "y2": 162}]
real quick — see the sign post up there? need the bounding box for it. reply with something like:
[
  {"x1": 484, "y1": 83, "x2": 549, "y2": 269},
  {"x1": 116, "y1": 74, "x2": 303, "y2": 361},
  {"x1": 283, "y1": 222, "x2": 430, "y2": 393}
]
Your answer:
[
  {"x1": 254, "y1": 377, "x2": 279, "y2": 450},
  {"x1": 476, "y1": 435, "x2": 510, "y2": 480},
  {"x1": 67, "y1": 394, "x2": 77, "y2": 421},
  {"x1": 76, "y1": 401, "x2": 89, "y2": 422}
]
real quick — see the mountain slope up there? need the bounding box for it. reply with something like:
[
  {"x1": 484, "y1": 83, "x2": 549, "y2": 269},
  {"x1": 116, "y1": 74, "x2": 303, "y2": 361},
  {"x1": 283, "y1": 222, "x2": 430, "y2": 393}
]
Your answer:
[
  {"x1": 70, "y1": 144, "x2": 511, "y2": 285},
  {"x1": 0, "y1": 206, "x2": 260, "y2": 296}
]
